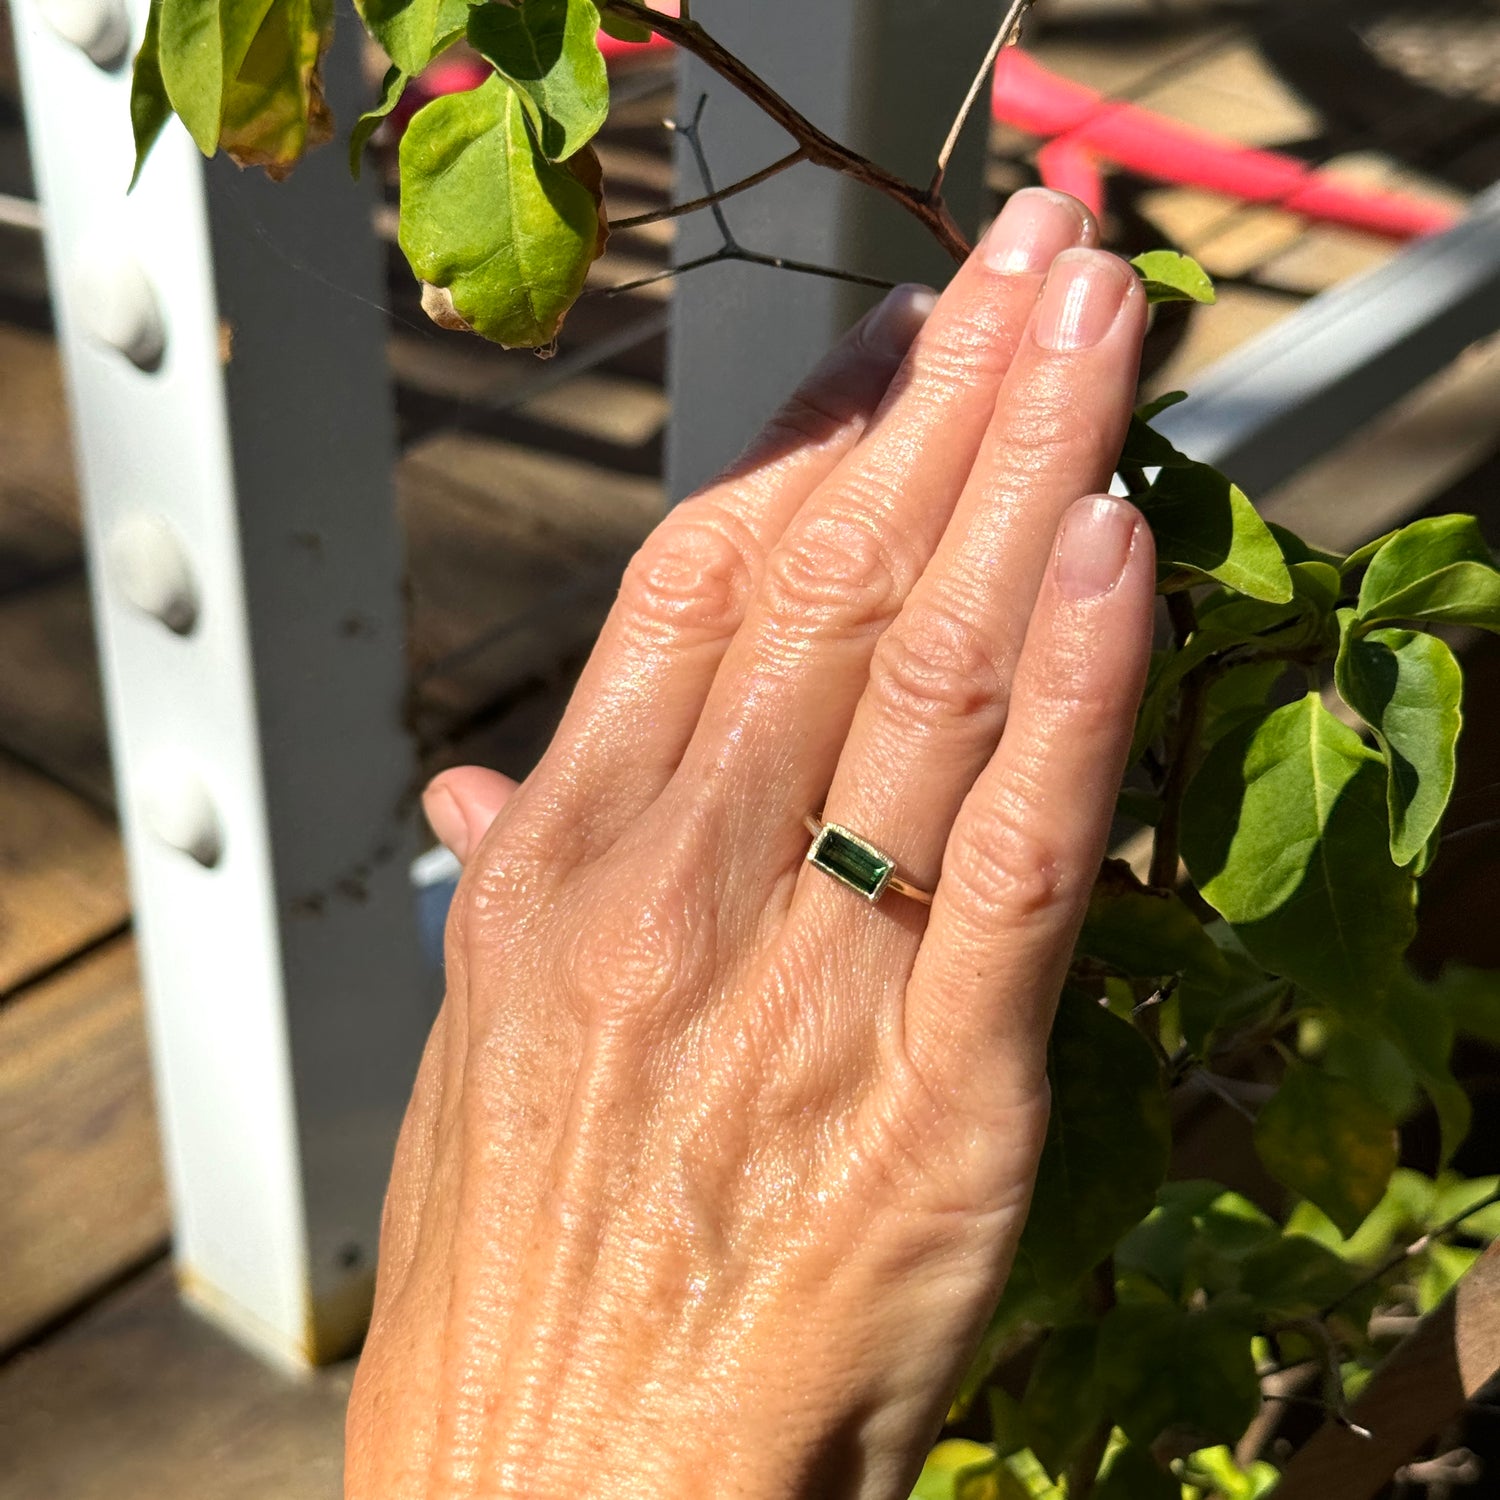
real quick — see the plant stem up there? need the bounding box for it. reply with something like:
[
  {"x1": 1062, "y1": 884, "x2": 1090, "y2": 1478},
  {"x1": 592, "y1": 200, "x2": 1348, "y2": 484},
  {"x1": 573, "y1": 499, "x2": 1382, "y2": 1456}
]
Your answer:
[
  {"x1": 600, "y1": 0, "x2": 973, "y2": 261},
  {"x1": 931, "y1": 0, "x2": 1034, "y2": 197},
  {"x1": 611, "y1": 147, "x2": 806, "y2": 229},
  {"x1": 1319, "y1": 1186, "x2": 1500, "y2": 1321},
  {"x1": 1149, "y1": 591, "x2": 1203, "y2": 892}
]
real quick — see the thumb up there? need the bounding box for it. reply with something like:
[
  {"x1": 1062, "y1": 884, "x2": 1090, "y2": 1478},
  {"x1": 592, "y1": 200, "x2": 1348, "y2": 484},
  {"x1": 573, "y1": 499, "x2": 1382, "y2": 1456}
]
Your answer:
[{"x1": 422, "y1": 766, "x2": 520, "y2": 864}]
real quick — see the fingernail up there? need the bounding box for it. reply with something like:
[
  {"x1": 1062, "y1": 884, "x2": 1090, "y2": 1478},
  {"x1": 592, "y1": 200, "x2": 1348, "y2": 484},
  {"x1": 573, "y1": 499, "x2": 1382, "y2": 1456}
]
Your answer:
[
  {"x1": 979, "y1": 187, "x2": 1094, "y2": 274},
  {"x1": 861, "y1": 283, "x2": 938, "y2": 358},
  {"x1": 1056, "y1": 495, "x2": 1138, "y2": 599},
  {"x1": 422, "y1": 782, "x2": 471, "y2": 862},
  {"x1": 1035, "y1": 249, "x2": 1134, "y2": 352}
]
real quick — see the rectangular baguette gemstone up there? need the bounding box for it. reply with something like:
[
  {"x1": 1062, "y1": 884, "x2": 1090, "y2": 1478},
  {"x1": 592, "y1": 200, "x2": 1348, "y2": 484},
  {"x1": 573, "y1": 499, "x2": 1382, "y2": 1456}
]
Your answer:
[{"x1": 808, "y1": 823, "x2": 895, "y2": 901}]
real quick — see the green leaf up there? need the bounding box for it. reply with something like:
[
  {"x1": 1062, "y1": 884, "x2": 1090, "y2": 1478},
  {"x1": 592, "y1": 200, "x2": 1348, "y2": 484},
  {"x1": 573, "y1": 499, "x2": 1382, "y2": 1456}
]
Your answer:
[
  {"x1": 1254, "y1": 1062, "x2": 1398, "y2": 1235},
  {"x1": 1093, "y1": 1443, "x2": 1179, "y2": 1500},
  {"x1": 1116, "y1": 1181, "x2": 1278, "y2": 1303},
  {"x1": 1019, "y1": 1325, "x2": 1104, "y2": 1478},
  {"x1": 398, "y1": 77, "x2": 606, "y2": 348},
  {"x1": 1269, "y1": 522, "x2": 1344, "y2": 570},
  {"x1": 1435, "y1": 964, "x2": 1500, "y2": 1047},
  {"x1": 1181, "y1": 695, "x2": 1417, "y2": 1007},
  {"x1": 598, "y1": 6, "x2": 651, "y2": 42},
  {"x1": 1237, "y1": 1233, "x2": 1363, "y2": 1320},
  {"x1": 1200, "y1": 660, "x2": 1289, "y2": 751},
  {"x1": 349, "y1": 63, "x2": 409, "y2": 176},
  {"x1": 217, "y1": 0, "x2": 334, "y2": 177},
  {"x1": 1419, "y1": 1243, "x2": 1479, "y2": 1314},
  {"x1": 1135, "y1": 390, "x2": 1189, "y2": 424},
  {"x1": 1096, "y1": 1301, "x2": 1259, "y2": 1447},
  {"x1": 467, "y1": 0, "x2": 609, "y2": 161},
  {"x1": 911, "y1": 1442, "x2": 1021, "y2": 1500},
  {"x1": 357, "y1": 0, "x2": 469, "y2": 74},
  {"x1": 1131, "y1": 250, "x2": 1217, "y2": 306},
  {"x1": 1357, "y1": 514, "x2": 1500, "y2": 632},
  {"x1": 1015, "y1": 993, "x2": 1170, "y2": 1296},
  {"x1": 1077, "y1": 860, "x2": 1229, "y2": 988},
  {"x1": 1335, "y1": 615, "x2": 1463, "y2": 865},
  {"x1": 129, "y1": 0, "x2": 173, "y2": 189},
  {"x1": 1135, "y1": 462, "x2": 1293, "y2": 604},
  {"x1": 1341, "y1": 529, "x2": 1400, "y2": 579},
  {"x1": 1378, "y1": 975, "x2": 1471, "y2": 1167},
  {"x1": 1179, "y1": 1447, "x2": 1281, "y2": 1500},
  {"x1": 158, "y1": 0, "x2": 278, "y2": 155}
]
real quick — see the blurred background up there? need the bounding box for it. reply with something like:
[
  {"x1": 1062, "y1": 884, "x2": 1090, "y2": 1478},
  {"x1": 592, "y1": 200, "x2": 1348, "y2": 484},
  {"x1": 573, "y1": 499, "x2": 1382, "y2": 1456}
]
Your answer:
[{"x1": 3, "y1": 0, "x2": 1500, "y2": 1493}]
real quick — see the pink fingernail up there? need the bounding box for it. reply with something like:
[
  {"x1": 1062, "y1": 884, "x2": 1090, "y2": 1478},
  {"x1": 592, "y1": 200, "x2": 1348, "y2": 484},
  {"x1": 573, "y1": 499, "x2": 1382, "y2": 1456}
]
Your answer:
[
  {"x1": 861, "y1": 283, "x2": 938, "y2": 358},
  {"x1": 978, "y1": 188, "x2": 1094, "y2": 275},
  {"x1": 1035, "y1": 249, "x2": 1134, "y2": 351},
  {"x1": 1056, "y1": 496, "x2": 1138, "y2": 599}
]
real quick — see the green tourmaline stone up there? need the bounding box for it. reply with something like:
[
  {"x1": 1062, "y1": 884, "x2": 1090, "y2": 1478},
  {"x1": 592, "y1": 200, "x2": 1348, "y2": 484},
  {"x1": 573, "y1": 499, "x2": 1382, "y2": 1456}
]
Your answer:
[{"x1": 809, "y1": 824, "x2": 895, "y2": 901}]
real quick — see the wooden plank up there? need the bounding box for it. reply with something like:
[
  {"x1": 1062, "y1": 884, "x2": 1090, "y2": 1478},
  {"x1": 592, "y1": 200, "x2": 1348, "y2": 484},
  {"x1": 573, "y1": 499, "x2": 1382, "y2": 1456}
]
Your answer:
[
  {"x1": 0, "y1": 751, "x2": 126, "y2": 996},
  {"x1": 0, "y1": 1264, "x2": 350, "y2": 1500},
  {"x1": 0, "y1": 573, "x2": 114, "y2": 807},
  {"x1": 0, "y1": 937, "x2": 167, "y2": 1353},
  {"x1": 0, "y1": 325, "x2": 80, "y2": 522},
  {"x1": 401, "y1": 434, "x2": 660, "y2": 734}
]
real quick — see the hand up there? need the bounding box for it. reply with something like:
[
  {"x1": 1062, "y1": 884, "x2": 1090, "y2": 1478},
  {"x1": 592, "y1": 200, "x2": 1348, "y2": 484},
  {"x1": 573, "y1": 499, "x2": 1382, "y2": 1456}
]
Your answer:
[{"x1": 347, "y1": 188, "x2": 1154, "y2": 1500}]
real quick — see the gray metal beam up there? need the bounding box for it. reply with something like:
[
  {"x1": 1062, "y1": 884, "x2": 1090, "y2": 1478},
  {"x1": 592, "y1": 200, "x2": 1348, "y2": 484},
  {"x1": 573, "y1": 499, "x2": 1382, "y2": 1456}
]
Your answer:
[
  {"x1": 1156, "y1": 183, "x2": 1500, "y2": 498},
  {"x1": 665, "y1": 0, "x2": 1004, "y2": 499}
]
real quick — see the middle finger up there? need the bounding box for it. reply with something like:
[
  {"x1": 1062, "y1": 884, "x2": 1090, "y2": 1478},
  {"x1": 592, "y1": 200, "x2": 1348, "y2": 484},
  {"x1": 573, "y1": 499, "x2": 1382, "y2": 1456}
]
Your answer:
[{"x1": 661, "y1": 191, "x2": 1095, "y2": 875}]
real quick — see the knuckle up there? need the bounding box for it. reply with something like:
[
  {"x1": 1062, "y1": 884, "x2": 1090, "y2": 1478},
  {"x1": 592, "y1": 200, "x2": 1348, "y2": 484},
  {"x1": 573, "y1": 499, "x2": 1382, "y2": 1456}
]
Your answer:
[
  {"x1": 945, "y1": 787, "x2": 1066, "y2": 926},
  {"x1": 562, "y1": 867, "x2": 716, "y2": 1028},
  {"x1": 870, "y1": 598, "x2": 1006, "y2": 729},
  {"x1": 619, "y1": 506, "x2": 758, "y2": 640},
  {"x1": 762, "y1": 503, "x2": 911, "y2": 638}
]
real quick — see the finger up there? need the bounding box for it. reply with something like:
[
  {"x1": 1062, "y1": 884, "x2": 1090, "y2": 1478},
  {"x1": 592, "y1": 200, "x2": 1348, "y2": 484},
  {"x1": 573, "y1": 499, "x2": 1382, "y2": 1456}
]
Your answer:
[
  {"x1": 904, "y1": 495, "x2": 1156, "y2": 1103},
  {"x1": 528, "y1": 282, "x2": 936, "y2": 855},
  {"x1": 666, "y1": 191, "x2": 1097, "y2": 882},
  {"x1": 423, "y1": 767, "x2": 520, "y2": 864},
  {"x1": 809, "y1": 249, "x2": 1146, "y2": 925}
]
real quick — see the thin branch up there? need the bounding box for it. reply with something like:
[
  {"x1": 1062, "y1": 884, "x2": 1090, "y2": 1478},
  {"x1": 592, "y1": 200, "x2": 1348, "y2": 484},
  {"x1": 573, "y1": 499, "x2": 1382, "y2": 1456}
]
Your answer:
[
  {"x1": 1319, "y1": 1187, "x2": 1500, "y2": 1322},
  {"x1": 1275, "y1": 1318, "x2": 1371, "y2": 1439},
  {"x1": 611, "y1": 147, "x2": 806, "y2": 230},
  {"x1": 600, "y1": 0, "x2": 972, "y2": 261},
  {"x1": 1150, "y1": 589, "x2": 1204, "y2": 891},
  {"x1": 601, "y1": 100, "x2": 896, "y2": 298},
  {"x1": 931, "y1": 0, "x2": 1034, "y2": 197},
  {"x1": 601, "y1": 248, "x2": 896, "y2": 297}
]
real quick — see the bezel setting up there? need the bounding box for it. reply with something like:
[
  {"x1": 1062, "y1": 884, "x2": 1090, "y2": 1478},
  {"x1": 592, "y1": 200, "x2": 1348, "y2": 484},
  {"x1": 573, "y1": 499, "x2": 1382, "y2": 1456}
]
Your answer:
[{"x1": 806, "y1": 821, "x2": 897, "y2": 902}]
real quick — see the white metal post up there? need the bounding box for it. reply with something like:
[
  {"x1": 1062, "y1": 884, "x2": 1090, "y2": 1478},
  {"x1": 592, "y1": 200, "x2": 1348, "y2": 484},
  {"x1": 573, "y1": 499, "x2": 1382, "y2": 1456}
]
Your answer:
[{"x1": 12, "y1": 0, "x2": 431, "y2": 1365}]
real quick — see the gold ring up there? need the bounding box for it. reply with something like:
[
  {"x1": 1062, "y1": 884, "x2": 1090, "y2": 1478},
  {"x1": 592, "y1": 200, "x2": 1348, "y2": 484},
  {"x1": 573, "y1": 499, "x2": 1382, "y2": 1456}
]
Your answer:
[{"x1": 803, "y1": 815, "x2": 933, "y2": 906}]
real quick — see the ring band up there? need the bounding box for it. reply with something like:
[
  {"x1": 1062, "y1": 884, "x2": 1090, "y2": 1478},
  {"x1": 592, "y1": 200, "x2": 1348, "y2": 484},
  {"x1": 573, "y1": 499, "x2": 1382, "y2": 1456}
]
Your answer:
[{"x1": 803, "y1": 815, "x2": 933, "y2": 906}]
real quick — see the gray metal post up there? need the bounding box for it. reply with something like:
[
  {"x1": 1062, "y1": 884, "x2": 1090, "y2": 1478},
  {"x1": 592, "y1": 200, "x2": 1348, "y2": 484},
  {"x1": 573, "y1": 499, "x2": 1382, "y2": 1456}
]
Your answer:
[
  {"x1": 666, "y1": 0, "x2": 1003, "y2": 499},
  {"x1": 13, "y1": 0, "x2": 429, "y2": 1365}
]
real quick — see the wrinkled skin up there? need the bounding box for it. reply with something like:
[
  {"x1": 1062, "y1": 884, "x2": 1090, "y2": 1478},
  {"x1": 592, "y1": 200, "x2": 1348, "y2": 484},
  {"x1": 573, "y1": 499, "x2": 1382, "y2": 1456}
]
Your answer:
[{"x1": 347, "y1": 190, "x2": 1154, "y2": 1500}]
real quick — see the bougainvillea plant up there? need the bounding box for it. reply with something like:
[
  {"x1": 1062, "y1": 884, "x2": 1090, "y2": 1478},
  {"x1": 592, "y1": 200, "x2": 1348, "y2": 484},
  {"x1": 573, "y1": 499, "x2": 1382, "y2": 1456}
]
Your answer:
[{"x1": 128, "y1": 1, "x2": 1500, "y2": 1493}]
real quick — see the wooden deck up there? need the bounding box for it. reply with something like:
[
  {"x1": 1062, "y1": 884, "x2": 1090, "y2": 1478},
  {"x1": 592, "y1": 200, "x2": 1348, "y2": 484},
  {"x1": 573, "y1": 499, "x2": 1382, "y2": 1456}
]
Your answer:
[{"x1": 4, "y1": 1, "x2": 1500, "y2": 1492}]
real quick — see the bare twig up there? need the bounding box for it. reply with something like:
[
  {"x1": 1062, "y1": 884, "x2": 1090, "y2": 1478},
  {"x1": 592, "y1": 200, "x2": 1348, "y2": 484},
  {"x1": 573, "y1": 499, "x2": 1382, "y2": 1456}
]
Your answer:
[
  {"x1": 1320, "y1": 1187, "x2": 1500, "y2": 1322},
  {"x1": 603, "y1": 100, "x2": 894, "y2": 298},
  {"x1": 610, "y1": 147, "x2": 806, "y2": 230},
  {"x1": 603, "y1": 99, "x2": 897, "y2": 298},
  {"x1": 931, "y1": 0, "x2": 1034, "y2": 197},
  {"x1": 600, "y1": 0, "x2": 972, "y2": 261},
  {"x1": 1150, "y1": 590, "x2": 1204, "y2": 891}
]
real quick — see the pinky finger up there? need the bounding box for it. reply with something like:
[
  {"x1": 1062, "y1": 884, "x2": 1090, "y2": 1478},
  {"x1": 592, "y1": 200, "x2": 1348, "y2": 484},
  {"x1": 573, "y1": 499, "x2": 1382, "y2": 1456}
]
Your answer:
[{"x1": 904, "y1": 495, "x2": 1156, "y2": 1107}]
